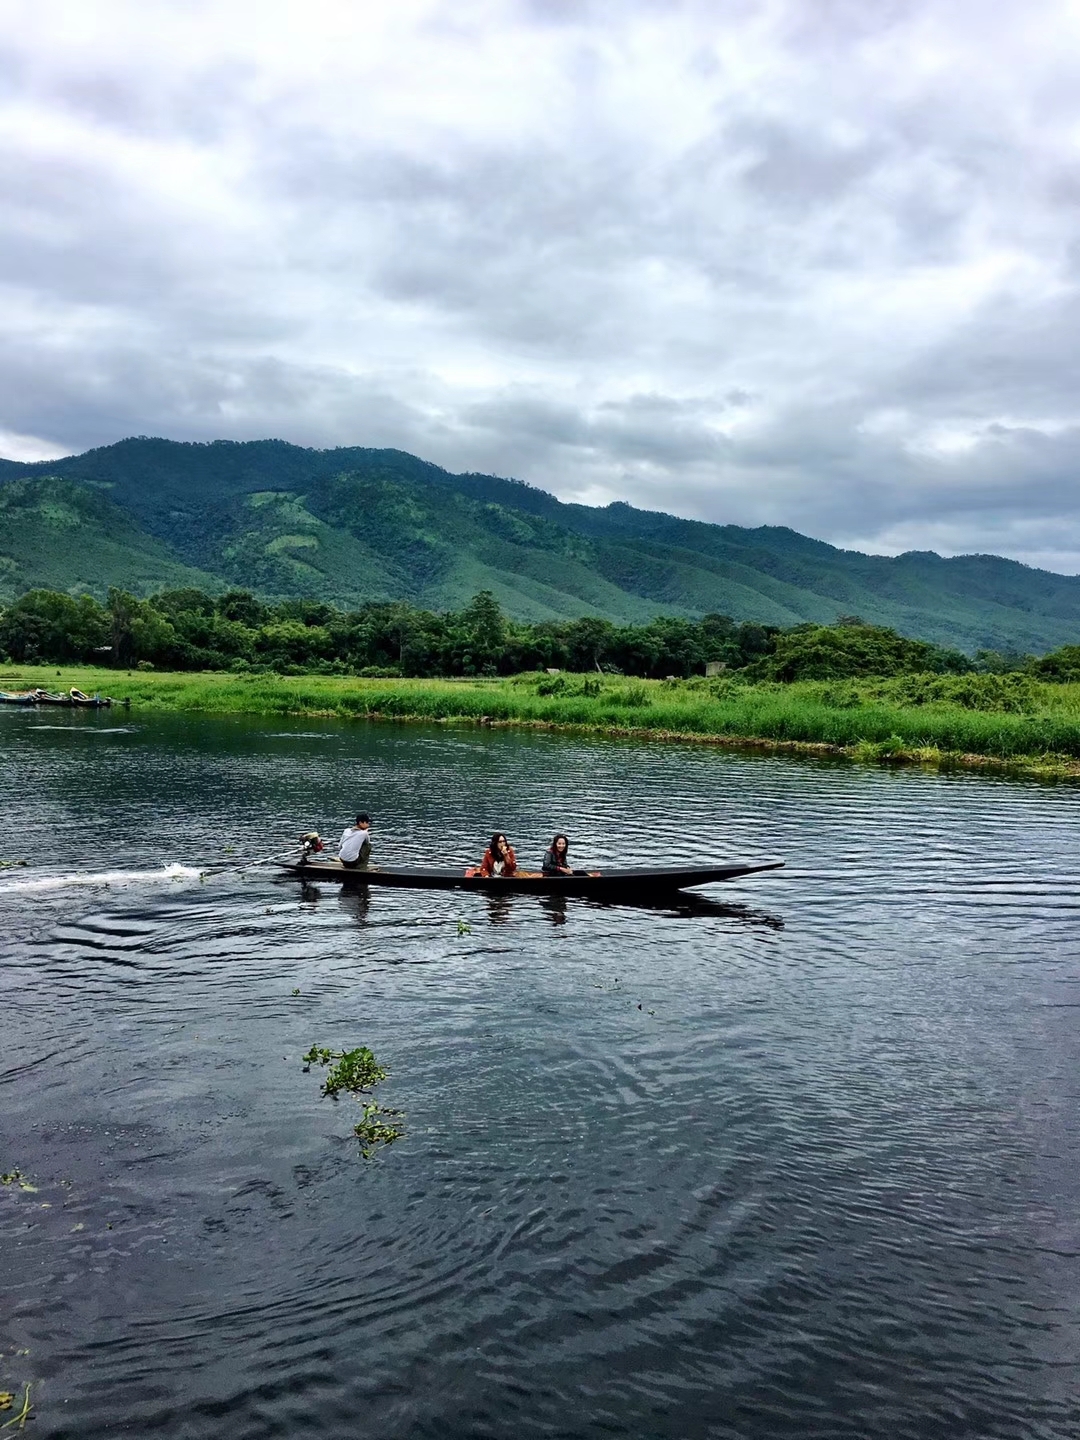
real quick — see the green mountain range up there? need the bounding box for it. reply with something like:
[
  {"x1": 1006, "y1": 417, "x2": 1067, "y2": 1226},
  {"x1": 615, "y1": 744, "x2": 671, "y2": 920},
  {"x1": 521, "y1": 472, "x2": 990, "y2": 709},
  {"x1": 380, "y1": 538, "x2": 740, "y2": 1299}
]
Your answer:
[{"x1": 1, "y1": 436, "x2": 1078, "y2": 654}]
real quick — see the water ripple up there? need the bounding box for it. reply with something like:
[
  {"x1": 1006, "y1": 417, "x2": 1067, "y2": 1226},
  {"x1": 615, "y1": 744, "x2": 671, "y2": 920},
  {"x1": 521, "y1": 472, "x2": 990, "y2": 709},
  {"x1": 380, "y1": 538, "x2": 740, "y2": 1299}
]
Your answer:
[{"x1": 1, "y1": 714, "x2": 1079, "y2": 1438}]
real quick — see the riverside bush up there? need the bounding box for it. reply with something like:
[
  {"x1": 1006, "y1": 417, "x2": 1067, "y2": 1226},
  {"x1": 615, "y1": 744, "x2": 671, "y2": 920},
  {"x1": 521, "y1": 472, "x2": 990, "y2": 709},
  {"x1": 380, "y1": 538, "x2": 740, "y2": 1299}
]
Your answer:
[
  {"x1": 608, "y1": 683, "x2": 652, "y2": 708},
  {"x1": 869, "y1": 672, "x2": 1044, "y2": 712}
]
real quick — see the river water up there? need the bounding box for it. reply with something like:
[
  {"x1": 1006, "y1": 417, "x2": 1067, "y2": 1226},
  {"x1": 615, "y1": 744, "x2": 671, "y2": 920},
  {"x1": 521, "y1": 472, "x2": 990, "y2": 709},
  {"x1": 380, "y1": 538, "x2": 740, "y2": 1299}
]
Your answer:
[{"x1": 1, "y1": 709, "x2": 1079, "y2": 1439}]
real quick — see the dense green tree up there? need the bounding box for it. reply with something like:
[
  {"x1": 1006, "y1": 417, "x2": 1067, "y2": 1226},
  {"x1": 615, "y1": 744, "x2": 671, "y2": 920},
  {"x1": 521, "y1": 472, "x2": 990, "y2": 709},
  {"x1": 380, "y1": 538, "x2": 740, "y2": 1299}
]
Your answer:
[
  {"x1": 106, "y1": 588, "x2": 142, "y2": 667},
  {"x1": 150, "y1": 588, "x2": 215, "y2": 619},
  {"x1": 1030, "y1": 644, "x2": 1080, "y2": 682},
  {"x1": 455, "y1": 590, "x2": 508, "y2": 674},
  {"x1": 217, "y1": 590, "x2": 269, "y2": 627},
  {"x1": 562, "y1": 616, "x2": 615, "y2": 672},
  {"x1": 0, "y1": 589, "x2": 108, "y2": 662},
  {"x1": 256, "y1": 620, "x2": 334, "y2": 670},
  {"x1": 743, "y1": 622, "x2": 971, "y2": 682},
  {"x1": 6, "y1": 585, "x2": 1066, "y2": 684}
]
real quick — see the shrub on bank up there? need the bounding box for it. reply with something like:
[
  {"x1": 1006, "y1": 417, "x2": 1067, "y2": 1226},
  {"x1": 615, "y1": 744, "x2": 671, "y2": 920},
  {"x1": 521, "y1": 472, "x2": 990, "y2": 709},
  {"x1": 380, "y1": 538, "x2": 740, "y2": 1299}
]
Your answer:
[{"x1": 814, "y1": 672, "x2": 1047, "y2": 713}]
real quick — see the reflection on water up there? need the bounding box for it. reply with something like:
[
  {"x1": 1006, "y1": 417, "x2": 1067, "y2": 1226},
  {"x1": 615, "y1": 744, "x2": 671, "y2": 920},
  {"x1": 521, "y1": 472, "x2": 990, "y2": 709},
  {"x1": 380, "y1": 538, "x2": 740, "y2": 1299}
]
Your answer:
[
  {"x1": 539, "y1": 894, "x2": 567, "y2": 926},
  {"x1": 333, "y1": 883, "x2": 372, "y2": 926},
  {"x1": 296, "y1": 881, "x2": 786, "y2": 932},
  {"x1": 1, "y1": 708, "x2": 1079, "y2": 1440},
  {"x1": 482, "y1": 891, "x2": 515, "y2": 926}
]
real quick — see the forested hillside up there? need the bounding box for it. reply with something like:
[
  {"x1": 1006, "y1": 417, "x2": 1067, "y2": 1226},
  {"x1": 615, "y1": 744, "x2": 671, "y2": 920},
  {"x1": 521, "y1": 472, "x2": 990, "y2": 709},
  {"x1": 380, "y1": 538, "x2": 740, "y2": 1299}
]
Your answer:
[{"x1": 2, "y1": 437, "x2": 1079, "y2": 654}]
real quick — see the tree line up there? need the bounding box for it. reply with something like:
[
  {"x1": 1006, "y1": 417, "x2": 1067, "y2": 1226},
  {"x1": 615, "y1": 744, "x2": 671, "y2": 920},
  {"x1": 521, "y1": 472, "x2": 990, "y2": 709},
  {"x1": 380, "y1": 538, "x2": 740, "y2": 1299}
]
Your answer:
[{"x1": 0, "y1": 585, "x2": 1070, "y2": 681}]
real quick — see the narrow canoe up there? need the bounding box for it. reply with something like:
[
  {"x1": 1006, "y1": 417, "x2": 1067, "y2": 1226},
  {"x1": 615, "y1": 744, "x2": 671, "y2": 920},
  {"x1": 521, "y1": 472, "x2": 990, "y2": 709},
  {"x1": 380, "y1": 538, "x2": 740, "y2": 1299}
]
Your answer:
[{"x1": 276, "y1": 859, "x2": 784, "y2": 896}]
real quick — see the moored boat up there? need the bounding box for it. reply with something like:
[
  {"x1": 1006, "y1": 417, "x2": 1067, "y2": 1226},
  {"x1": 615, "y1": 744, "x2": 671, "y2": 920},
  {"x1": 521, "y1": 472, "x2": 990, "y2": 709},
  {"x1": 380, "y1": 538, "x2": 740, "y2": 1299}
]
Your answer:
[
  {"x1": 0, "y1": 687, "x2": 114, "y2": 706},
  {"x1": 277, "y1": 858, "x2": 784, "y2": 897}
]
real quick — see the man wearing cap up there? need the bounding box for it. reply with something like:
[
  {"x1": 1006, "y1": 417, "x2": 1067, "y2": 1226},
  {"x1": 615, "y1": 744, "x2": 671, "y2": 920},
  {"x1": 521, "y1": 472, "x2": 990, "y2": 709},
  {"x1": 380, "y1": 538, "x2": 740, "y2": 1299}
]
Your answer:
[{"x1": 338, "y1": 814, "x2": 373, "y2": 869}]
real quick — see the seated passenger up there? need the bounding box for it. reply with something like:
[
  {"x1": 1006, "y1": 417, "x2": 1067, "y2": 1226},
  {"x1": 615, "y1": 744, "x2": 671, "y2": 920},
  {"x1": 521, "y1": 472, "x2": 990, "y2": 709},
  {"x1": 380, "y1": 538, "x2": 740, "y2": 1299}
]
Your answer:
[
  {"x1": 542, "y1": 833, "x2": 574, "y2": 875},
  {"x1": 479, "y1": 832, "x2": 517, "y2": 877},
  {"x1": 339, "y1": 813, "x2": 373, "y2": 869}
]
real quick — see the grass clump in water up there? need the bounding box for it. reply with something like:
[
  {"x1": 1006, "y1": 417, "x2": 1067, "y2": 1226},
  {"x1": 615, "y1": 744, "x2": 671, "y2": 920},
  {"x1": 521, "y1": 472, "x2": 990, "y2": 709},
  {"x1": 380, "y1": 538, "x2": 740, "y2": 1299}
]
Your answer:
[{"x1": 302, "y1": 1045, "x2": 403, "y2": 1157}]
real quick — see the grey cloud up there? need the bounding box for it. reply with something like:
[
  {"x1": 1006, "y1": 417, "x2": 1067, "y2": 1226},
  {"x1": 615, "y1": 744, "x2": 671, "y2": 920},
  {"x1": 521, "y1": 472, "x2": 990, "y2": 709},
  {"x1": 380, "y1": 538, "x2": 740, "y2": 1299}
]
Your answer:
[
  {"x1": 729, "y1": 119, "x2": 886, "y2": 213},
  {"x1": 463, "y1": 390, "x2": 734, "y2": 469},
  {"x1": 2, "y1": 0, "x2": 1080, "y2": 570},
  {"x1": 0, "y1": 334, "x2": 430, "y2": 456},
  {"x1": 779, "y1": 0, "x2": 920, "y2": 51}
]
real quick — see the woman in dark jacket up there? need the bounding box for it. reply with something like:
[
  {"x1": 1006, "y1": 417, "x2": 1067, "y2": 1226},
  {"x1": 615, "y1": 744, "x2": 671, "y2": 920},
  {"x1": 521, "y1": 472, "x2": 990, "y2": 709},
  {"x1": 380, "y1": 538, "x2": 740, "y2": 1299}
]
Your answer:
[
  {"x1": 542, "y1": 833, "x2": 573, "y2": 875},
  {"x1": 479, "y1": 832, "x2": 517, "y2": 877}
]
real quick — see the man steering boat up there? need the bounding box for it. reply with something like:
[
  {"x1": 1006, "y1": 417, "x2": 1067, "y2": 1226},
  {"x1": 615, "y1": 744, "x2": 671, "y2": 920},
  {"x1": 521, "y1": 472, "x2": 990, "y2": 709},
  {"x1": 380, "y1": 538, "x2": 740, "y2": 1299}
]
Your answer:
[{"x1": 338, "y1": 813, "x2": 373, "y2": 869}]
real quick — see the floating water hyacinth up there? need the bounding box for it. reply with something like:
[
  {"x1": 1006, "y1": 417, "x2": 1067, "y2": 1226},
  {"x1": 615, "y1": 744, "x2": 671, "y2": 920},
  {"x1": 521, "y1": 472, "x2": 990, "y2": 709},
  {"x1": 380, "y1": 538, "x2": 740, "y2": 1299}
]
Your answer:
[{"x1": 302, "y1": 1046, "x2": 404, "y2": 1157}]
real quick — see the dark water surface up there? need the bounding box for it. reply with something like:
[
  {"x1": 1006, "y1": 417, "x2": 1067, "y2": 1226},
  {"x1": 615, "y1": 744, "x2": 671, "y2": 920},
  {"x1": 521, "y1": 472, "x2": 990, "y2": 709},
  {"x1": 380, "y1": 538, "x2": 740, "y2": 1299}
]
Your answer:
[{"x1": 2, "y1": 709, "x2": 1079, "y2": 1439}]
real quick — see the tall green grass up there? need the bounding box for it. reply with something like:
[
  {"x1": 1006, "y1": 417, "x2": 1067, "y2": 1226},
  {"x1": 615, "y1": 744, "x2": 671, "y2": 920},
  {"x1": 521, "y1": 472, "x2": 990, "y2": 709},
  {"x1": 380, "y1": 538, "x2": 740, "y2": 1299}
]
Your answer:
[{"x1": 6, "y1": 664, "x2": 1080, "y2": 768}]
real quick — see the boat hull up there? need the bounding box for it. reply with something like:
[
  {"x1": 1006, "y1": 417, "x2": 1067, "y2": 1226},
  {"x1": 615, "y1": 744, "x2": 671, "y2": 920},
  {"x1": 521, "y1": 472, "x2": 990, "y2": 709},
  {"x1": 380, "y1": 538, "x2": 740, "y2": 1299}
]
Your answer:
[{"x1": 276, "y1": 859, "x2": 784, "y2": 896}]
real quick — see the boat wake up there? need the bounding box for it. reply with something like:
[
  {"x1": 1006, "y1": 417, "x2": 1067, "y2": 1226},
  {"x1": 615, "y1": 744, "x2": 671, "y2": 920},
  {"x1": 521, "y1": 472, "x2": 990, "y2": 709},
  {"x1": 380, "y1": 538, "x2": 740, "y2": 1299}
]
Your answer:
[{"x1": 0, "y1": 862, "x2": 204, "y2": 895}]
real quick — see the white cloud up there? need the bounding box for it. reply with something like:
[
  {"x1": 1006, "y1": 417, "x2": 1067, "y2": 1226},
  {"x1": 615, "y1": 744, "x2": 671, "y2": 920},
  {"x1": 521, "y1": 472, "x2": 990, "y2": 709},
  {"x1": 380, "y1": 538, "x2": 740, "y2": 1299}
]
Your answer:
[
  {"x1": 1, "y1": 0, "x2": 1080, "y2": 567},
  {"x1": 0, "y1": 427, "x2": 68, "y2": 463}
]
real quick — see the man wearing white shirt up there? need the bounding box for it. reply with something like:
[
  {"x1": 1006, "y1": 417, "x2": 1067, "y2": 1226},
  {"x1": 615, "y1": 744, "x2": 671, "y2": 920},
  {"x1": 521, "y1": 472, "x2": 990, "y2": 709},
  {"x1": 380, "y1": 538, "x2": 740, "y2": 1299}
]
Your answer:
[{"x1": 339, "y1": 814, "x2": 373, "y2": 869}]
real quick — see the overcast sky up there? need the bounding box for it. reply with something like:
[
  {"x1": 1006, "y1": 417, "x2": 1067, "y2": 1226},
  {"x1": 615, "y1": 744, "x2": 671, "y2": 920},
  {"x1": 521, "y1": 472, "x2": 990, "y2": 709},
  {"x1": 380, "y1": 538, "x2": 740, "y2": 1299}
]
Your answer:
[{"x1": 3, "y1": 0, "x2": 1080, "y2": 569}]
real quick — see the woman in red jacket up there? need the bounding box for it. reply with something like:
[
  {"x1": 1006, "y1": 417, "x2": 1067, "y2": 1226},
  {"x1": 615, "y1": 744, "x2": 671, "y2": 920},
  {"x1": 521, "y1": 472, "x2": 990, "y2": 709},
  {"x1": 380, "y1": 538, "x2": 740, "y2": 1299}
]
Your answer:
[{"x1": 479, "y1": 832, "x2": 517, "y2": 877}]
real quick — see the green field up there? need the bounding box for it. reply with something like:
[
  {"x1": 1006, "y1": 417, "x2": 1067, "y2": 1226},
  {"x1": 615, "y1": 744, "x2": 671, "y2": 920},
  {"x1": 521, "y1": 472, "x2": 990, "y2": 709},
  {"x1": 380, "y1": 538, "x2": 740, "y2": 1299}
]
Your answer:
[{"x1": 7, "y1": 665, "x2": 1080, "y2": 778}]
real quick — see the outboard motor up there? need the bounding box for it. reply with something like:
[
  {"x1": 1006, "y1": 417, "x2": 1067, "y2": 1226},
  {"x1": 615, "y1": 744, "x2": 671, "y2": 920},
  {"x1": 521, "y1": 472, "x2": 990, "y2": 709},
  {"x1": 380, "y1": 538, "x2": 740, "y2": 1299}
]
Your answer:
[{"x1": 299, "y1": 832, "x2": 324, "y2": 858}]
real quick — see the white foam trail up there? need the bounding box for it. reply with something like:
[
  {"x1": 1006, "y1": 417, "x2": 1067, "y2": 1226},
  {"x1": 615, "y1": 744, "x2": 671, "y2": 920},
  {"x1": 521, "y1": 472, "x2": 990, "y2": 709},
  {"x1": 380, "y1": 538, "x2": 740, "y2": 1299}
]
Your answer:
[{"x1": 0, "y1": 862, "x2": 204, "y2": 894}]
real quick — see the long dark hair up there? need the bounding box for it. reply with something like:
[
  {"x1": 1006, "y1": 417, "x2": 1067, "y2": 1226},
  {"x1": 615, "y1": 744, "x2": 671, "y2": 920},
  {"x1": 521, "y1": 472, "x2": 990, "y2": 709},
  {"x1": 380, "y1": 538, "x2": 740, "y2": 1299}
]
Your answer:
[
  {"x1": 490, "y1": 831, "x2": 510, "y2": 856},
  {"x1": 549, "y1": 833, "x2": 569, "y2": 856}
]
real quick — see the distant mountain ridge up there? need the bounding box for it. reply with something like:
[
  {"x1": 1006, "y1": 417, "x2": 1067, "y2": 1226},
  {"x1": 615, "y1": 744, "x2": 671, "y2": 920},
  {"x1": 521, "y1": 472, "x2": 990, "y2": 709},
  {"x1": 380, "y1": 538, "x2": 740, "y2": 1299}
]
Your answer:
[{"x1": 0, "y1": 436, "x2": 1078, "y2": 654}]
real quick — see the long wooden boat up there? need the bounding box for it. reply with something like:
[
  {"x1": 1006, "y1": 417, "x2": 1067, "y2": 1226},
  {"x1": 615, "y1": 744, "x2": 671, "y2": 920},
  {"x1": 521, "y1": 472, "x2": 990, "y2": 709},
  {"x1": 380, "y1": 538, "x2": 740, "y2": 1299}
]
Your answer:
[
  {"x1": 276, "y1": 858, "x2": 784, "y2": 897},
  {"x1": 0, "y1": 691, "x2": 37, "y2": 705}
]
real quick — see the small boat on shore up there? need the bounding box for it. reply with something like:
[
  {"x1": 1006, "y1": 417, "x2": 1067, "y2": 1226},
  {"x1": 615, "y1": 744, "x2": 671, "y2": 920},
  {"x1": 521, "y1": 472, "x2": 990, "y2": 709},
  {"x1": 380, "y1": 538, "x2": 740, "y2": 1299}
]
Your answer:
[
  {"x1": 277, "y1": 858, "x2": 784, "y2": 897},
  {"x1": 0, "y1": 688, "x2": 114, "y2": 707}
]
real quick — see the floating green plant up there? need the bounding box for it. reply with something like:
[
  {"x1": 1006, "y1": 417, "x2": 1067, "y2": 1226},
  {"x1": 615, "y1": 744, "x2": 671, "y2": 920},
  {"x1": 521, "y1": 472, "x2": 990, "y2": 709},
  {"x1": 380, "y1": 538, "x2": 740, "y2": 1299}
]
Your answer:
[
  {"x1": 302, "y1": 1045, "x2": 403, "y2": 1156},
  {"x1": 0, "y1": 859, "x2": 27, "y2": 870},
  {"x1": 321, "y1": 1046, "x2": 386, "y2": 1096},
  {"x1": 0, "y1": 1383, "x2": 32, "y2": 1431},
  {"x1": 456, "y1": 919, "x2": 471, "y2": 935},
  {"x1": 0, "y1": 1169, "x2": 36, "y2": 1192},
  {"x1": 354, "y1": 1102, "x2": 406, "y2": 1159}
]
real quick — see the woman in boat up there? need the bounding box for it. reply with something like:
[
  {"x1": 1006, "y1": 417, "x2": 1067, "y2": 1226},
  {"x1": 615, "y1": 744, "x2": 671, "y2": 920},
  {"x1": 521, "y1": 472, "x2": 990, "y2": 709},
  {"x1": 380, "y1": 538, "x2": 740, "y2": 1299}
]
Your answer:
[
  {"x1": 479, "y1": 832, "x2": 517, "y2": 877},
  {"x1": 542, "y1": 833, "x2": 574, "y2": 876}
]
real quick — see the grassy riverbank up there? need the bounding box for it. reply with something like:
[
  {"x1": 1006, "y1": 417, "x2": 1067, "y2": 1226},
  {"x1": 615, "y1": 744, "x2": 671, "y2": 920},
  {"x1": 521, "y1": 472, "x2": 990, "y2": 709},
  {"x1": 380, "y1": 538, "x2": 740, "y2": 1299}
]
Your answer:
[{"x1": 6, "y1": 664, "x2": 1080, "y2": 776}]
